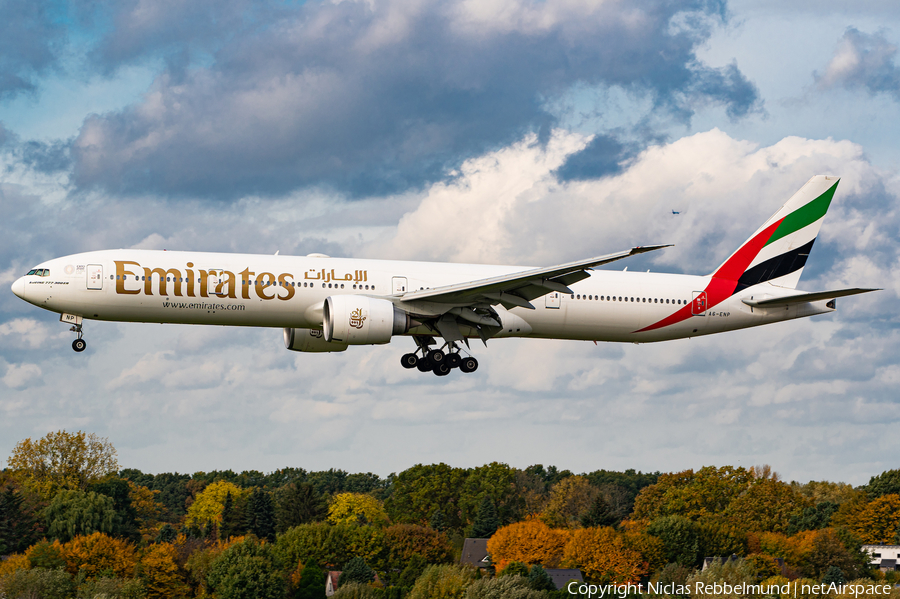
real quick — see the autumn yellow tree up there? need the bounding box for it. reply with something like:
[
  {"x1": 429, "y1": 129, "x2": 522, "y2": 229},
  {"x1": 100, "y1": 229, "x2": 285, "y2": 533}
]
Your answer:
[
  {"x1": 184, "y1": 480, "x2": 250, "y2": 528},
  {"x1": 842, "y1": 494, "x2": 900, "y2": 544},
  {"x1": 328, "y1": 492, "x2": 390, "y2": 526},
  {"x1": 725, "y1": 478, "x2": 810, "y2": 533},
  {"x1": 487, "y1": 518, "x2": 568, "y2": 571},
  {"x1": 61, "y1": 532, "x2": 138, "y2": 578},
  {"x1": 128, "y1": 481, "x2": 165, "y2": 541},
  {"x1": 7, "y1": 430, "x2": 118, "y2": 499},
  {"x1": 562, "y1": 527, "x2": 647, "y2": 584},
  {"x1": 139, "y1": 542, "x2": 190, "y2": 599},
  {"x1": 541, "y1": 476, "x2": 599, "y2": 528}
]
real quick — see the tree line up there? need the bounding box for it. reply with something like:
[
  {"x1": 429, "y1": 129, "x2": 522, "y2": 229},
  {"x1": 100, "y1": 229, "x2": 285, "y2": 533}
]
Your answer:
[{"x1": 1, "y1": 430, "x2": 899, "y2": 599}]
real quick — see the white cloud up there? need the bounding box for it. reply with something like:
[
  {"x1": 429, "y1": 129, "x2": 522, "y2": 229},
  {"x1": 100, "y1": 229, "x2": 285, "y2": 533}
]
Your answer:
[{"x1": 3, "y1": 362, "x2": 41, "y2": 389}]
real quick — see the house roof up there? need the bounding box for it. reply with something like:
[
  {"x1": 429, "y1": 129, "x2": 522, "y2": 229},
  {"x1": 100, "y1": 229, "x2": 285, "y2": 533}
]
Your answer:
[
  {"x1": 460, "y1": 538, "x2": 491, "y2": 568},
  {"x1": 544, "y1": 569, "x2": 584, "y2": 590},
  {"x1": 326, "y1": 571, "x2": 341, "y2": 587}
]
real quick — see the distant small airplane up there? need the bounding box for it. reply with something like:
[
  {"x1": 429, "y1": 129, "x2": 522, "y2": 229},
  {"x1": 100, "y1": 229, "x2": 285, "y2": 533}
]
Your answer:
[
  {"x1": 672, "y1": 210, "x2": 681, "y2": 214},
  {"x1": 12, "y1": 176, "x2": 877, "y2": 376}
]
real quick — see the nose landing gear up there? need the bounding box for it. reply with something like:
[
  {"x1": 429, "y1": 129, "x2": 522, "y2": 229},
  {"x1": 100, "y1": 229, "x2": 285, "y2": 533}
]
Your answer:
[{"x1": 70, "y1": 325, "x2": 86, "y2": 352}]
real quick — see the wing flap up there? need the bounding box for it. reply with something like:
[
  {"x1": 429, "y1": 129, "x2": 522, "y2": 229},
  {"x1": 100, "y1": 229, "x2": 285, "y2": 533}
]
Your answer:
[{"x1": 741, "y1": 287, "x2": 879, "y2": 307}]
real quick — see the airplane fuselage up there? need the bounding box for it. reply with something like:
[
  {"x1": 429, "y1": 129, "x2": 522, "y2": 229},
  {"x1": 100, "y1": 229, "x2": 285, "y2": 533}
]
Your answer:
[{"x1": 12, "y1": 248, "x2": 832, "y2": 345}]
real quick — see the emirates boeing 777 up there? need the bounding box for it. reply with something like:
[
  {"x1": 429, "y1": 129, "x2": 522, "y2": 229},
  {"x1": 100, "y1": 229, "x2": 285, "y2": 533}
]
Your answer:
[{"x1": 11, "y1": 176, "x2": 876, "y2": 376}]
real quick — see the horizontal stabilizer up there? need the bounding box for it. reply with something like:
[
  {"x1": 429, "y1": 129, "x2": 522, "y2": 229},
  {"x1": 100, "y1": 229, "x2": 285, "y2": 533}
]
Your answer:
[{"x1": 741, "y1": 288, "x2": 879, "y2": 307}]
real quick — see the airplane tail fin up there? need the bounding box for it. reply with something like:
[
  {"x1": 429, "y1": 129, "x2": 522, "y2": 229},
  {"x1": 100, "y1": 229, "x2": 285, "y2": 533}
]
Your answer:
[{"x1": 710, "y1": 175, "x2": 840, "y2": 291}]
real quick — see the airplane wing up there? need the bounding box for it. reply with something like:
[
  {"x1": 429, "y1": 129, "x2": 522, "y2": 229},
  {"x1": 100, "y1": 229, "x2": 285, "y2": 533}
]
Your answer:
[
  {"x1": 399, "y1": 245, "x2": 670, "y2": 310},
  {"x1": 741, "y1": 287, "x2": 879, "y2": 308}
]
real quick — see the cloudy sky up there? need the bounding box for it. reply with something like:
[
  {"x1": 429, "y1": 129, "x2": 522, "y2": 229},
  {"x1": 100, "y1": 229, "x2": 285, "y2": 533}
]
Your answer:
[{"x1": 1, "y1": 0, "x2": 898, "y2": 485}]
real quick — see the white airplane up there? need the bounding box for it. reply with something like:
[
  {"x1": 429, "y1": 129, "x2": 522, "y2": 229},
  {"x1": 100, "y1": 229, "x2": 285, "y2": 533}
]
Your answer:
[{"x1": 11, "y1": 175, "x2": 876, "y2": 376}]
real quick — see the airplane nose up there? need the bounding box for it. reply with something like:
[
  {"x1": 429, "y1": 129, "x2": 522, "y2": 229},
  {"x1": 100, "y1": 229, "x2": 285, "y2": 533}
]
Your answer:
[{"x1": 11, "y1": 277, "x2": 25, "y2": 299}]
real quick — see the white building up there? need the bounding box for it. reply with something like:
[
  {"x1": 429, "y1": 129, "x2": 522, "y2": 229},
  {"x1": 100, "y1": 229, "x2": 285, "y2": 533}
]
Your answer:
[{"x1": 862, "y1": 545, "x2": 900, "y2": 572}]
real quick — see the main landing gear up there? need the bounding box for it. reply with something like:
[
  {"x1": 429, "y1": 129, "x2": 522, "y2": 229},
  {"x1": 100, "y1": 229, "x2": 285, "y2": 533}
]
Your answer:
[
  {"x1": 70, "y1": 324, "x2": 86, "y2": 352},
  {"x1": 400, "y1": 339, "x2": 478, "y2": 376}
]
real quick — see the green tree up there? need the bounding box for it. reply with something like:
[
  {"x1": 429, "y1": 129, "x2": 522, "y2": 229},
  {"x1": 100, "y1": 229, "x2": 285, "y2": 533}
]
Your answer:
[
  {"x1": 499, "y1": 561, "x2": 530, "y2": 577},
  {"x1": 865, "y1": 469, "x2": 900, "y2": 499},
  {"x1": 465, "y1": 575, "x2": 545, "y2": 599},
  {"x1": 332, "y1": 581, "x2": 378, "y2": 599},
  {"x1": 0, "y1": 484, "x2": 40, "y2": 553},
  {"x1": 207, "y1": 536, "x2": 286, "y2": 599},
  {"x1": 245, "y1": 487, "x2": 276, "y2": 542},
  {"x1": 407, "y1": 564, "x2": 477, "y2": 599},
  {"x1": 385, "y1": 464, "x2": 468, "y2": 529},
  {"x1": 295, "y1": 563, "x2": 325, "y2": 599},
  {"x1": 25, "y1": 540, "x2": 66, "y2": 569},
  {"x1": 397, "y1": 554, "x2": 428, "y2": 588},
  {"x1": 0, "y1": 567, "x2": 75, "y2": 599},
  {"x1": 275, "y1": 482, "x2": 327, "y2": 533},
  {"x1": 459, "y1": 463, "x2": 522, "y2": 526},
  {"x1": 646, "y1": 515, "x2": 701, "y2": 566},
  {"x1": 821, "y1": 565, "x2": 845, "y2": 585},
  {"x1": 219, "y1": 491, "x2": 244, "y2": 540},
  {"x1": 44, "y1": 489, "x2": 118, "y2": 542},
  {"x1": 120, "y1": 470, "x2": 192, "y2": 522},
  {"x1": 787, "y1": 502, "x2": 839, "y2": 534},
  {"x1": 580, "y1": 493, "x2": 617, "y2": 528},
  {"x1": 470, "y1": 497, "x2": 500, "y2": 538},
  {"x1": 633, "y1": 466, "x2": 754, "y2": 521},
  {"x1": 7, "y1": 430, "x2": 119, "y2": 500},
  {"x1": 430, "y1": 509, "x2": 448, "y2": 532},
  {"x1": 339, "y1": 556, "x2": 376, "y2": 586},
  {"x1": 155, "y1": 523, "x2": 177, "y2": 543},
  {"x1": 528, "y1": 564, "x2": 557, "y2": 591},
  {"x1": 88, "y1": 477, "x2": 140, "y2": 540}
]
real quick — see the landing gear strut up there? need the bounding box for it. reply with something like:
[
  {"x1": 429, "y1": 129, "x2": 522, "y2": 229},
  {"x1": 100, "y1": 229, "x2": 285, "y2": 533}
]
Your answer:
[
  {"x1": 400, "y1": 338, "x2": 478, "y2": 376},
  {"x1": 70, "y1": 325, "x2": 86, "y2": 352}
]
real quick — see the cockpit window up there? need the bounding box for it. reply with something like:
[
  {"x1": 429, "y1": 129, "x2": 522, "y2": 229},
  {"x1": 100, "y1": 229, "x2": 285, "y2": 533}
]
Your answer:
[
  {"x1": 41, "y1": 269, "x2": 49, "y2": 276},
  {"x1": 26, "y1": 269, "x2": 37, "y2": 275},
  {"x1": 27, "y1": 268, "x2": 50, "y2": 276}
]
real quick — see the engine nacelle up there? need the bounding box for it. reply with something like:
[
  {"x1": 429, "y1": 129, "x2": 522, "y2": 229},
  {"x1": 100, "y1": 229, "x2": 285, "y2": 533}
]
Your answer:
[
  {"x1": 284, "y1": 327, "x2": 349, "y2": 353},
  {"x1": 324, "y1": 295, "x2": 410, "y2": 344}
]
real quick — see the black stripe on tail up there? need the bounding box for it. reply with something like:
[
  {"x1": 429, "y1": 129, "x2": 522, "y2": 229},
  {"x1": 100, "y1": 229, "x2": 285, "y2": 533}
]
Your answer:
[{"x1": 734, "y1": 239, "x2": 815, "y2": 293}]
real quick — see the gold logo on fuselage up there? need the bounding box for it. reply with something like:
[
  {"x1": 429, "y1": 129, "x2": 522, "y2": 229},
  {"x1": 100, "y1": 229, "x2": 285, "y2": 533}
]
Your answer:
[
  {"x1": 113, "y1": 260, "x2": 368, "y2": 302},
  {"x1": 349, "y1": 308, "x2": 366, "y2": 329}
]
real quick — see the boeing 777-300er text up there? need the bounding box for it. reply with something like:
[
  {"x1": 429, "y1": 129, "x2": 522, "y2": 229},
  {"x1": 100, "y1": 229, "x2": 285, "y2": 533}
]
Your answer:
[{"x1": 11, "y1": 175, "x2": 877, "y2": 376}]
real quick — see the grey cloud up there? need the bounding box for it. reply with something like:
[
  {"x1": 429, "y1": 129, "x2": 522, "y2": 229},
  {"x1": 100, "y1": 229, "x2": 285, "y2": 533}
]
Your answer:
[
  {"x1": 70, "y1": 0, "x2": 760, "y2": 199},
  {"x1": 816, "y1": 27, "x2": 900, "y2": 100},
  {"x1": 0, "y1": 0, "x2": 63, "y2": 98},
  {"x1": 86, "y1": 0, "x2": 271, "y2": 74}
]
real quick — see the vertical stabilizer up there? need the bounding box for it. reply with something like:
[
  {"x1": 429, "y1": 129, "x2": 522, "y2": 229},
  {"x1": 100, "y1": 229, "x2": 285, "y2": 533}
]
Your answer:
[{"x1": 710, "y1": 175, "x2": 839, "y2": 291}]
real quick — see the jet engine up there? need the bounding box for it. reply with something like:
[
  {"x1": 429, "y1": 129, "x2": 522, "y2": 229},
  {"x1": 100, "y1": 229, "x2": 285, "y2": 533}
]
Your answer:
[
  {"x1": 284, "y1": 327, "x2": 349, "y2": 352},
  {"x1": 323, "y1": 295, "x2": 410, "y2": 344}
]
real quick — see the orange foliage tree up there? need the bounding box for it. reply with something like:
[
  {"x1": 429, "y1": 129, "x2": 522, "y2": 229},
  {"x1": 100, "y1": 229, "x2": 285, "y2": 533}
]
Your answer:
[
  {"x1": 139, "y1": 543, "x2": 190, "y2": 599},
  {"x1": 562, "y1": 527, "x2": 648, "y2": 584},
  {"x1": 61, "y1": 532, "x2": 138, "y2": 578},
  {"x1": 487, "y1": 519, "x2": 569, "y2": 571}
]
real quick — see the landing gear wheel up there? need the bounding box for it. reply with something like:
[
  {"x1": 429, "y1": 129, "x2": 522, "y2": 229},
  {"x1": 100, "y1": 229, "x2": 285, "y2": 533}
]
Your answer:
[
  {"x1": 416, "y1": 359, "x2": 433, "y2": 372},
  {"x1": 401, "y1": 353, "x2": 419, "y2": 369},
  {"x1": 72, "y1": 338, "x2": 87, "y2": 352},
  {"x1": 427, "y1": 349, "x2": 445, "y2": 366},
  {"x1": 447, "y1": 353, "x2": 462, "y2": 368},
  {"x1": 433, "y1": 362, "x2": 452, "y2": 376},
  {"x1": 459, "y1": 356, "x2": 478, "y2": 373}
]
